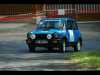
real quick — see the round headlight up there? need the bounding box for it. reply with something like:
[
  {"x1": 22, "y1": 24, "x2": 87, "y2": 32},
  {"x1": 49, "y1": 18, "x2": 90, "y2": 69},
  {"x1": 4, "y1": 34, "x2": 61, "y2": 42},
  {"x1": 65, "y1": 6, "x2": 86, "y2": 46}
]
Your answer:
[
  {"x1": 54, "y1": 33, "x2": 58, "y2": 38},
  {"x1": 47, "y1": 34, "x2": 52, "y2": 39},
  {"x1": 30, "y1": 34, "x2": 36, "y2": 39},
  {"x1": 27, "y1": 33, "x2": 32, "y2": 38}
]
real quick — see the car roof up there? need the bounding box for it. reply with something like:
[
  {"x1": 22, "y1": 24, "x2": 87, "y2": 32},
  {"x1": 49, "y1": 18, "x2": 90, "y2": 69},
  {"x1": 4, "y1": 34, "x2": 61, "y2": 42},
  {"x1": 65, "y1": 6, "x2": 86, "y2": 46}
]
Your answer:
[{"x1": 41, "y1": 18, "x2": 75, "y2": 21}]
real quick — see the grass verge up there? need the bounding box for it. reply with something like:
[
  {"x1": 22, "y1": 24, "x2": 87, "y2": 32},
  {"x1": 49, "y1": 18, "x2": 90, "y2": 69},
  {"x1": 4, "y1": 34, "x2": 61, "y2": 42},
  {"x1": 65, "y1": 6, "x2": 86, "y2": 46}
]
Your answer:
[{"x1": 69, "y1": 51, "x2": 100, "y2": 70}]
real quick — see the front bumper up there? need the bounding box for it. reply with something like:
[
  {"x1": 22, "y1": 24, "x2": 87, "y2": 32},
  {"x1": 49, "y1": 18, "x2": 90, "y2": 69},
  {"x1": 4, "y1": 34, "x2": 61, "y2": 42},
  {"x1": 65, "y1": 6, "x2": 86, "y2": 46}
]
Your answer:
[{"x1": 26, "y1": 39, "x2": 62, "y2": 47}]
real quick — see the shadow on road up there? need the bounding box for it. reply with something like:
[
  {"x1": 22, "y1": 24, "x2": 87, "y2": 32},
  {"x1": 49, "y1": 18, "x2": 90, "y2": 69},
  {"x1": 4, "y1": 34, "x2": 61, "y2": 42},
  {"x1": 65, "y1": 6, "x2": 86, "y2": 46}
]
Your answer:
[
  {"x1": 0, "y1": 62, "x2": 88, "y2": 71},
  {"x1": 0, "y1": 40, "x2": 74, "y2": 54},
  {"x1": 31, "y1": 49, "x2": 74, "y2": 53},
  {"x1": 0, "y1": 40, "x2": 87, "y2": 71}
]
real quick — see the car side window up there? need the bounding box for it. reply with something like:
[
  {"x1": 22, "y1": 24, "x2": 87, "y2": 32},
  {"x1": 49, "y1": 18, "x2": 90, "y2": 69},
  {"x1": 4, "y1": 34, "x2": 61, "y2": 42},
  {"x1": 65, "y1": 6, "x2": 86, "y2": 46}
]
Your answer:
[
  {"x1": 67, "y1": 21, "x2": 72, "y2": 30},
  {"x1": 62, "y1": 22, "x2": 65, "y2": 29},
  {"x1": 72, "y1": 21, "x2": 78, "y2": 30}
]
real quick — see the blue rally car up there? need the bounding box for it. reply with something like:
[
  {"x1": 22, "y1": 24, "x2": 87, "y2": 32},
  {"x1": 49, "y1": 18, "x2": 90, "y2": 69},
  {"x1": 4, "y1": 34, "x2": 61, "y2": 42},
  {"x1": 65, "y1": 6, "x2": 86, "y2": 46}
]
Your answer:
[{"x1": 26, "y1": 18, "x2": 83, "y2": 52}]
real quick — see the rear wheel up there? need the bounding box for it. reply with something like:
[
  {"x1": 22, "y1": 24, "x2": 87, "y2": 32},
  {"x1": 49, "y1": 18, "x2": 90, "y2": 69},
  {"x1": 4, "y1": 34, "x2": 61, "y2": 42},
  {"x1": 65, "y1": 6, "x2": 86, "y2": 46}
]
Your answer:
[
  {"x1": 74, "y1": 40, "x2": 81, "y2": 52},
  {"x1": 59, "y1": 39, "x2": 66, "y2": 53},
  {"x1": 28, "y1": 45, "x2": 35, "y2": 52}
]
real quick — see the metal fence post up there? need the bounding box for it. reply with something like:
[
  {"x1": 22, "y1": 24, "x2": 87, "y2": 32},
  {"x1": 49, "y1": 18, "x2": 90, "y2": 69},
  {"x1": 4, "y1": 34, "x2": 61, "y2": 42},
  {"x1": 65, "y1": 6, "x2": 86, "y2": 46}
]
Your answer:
[{"x1": 76, "y1": 9, "x2": 77, "y2": 21}]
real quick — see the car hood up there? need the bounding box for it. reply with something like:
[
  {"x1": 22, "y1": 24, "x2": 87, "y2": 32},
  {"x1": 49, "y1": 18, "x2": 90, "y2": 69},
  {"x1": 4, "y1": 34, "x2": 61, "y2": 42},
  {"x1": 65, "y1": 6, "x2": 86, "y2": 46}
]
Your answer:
[{"x1": 29, "y1": 29, "x2": 66, "y2": 34}]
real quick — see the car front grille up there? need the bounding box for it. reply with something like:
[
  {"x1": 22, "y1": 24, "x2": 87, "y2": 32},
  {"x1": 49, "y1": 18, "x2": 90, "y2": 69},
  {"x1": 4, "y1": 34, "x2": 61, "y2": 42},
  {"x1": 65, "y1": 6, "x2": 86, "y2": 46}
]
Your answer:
[{"x1": 35, "y1": 34, "x2": 47, "y2": 39}]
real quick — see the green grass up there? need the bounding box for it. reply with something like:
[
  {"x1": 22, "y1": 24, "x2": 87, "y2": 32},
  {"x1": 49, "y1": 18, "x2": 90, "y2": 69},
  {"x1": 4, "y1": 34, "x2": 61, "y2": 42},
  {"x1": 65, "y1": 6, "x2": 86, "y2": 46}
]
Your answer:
[{"x1": 69, "y1": 51, "x2": 100, "y2": 70}]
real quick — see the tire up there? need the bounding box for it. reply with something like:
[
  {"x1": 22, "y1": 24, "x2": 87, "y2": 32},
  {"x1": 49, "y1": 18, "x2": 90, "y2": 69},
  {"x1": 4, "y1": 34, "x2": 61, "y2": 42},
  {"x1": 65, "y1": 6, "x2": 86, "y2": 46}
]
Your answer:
[
  {"x1": 28, "y1": 45, "x2": 35, "y2": 52},
  {"x1": 74, "y1": 40, "x2": 81, "y2": 52},
  {"x1": 59, "y1": 39, "x2": 66, "y2": 53},
  {"x1": 48, "y1": 47, "x2": 53, "y2": 51}
]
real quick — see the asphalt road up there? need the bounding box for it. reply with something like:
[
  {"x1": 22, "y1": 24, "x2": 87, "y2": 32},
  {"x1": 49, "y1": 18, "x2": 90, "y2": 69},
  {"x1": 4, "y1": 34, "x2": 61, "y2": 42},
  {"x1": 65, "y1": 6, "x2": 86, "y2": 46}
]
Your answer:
[{"x1": 0, "y1": 22, "x2": 100, "y2": 71}]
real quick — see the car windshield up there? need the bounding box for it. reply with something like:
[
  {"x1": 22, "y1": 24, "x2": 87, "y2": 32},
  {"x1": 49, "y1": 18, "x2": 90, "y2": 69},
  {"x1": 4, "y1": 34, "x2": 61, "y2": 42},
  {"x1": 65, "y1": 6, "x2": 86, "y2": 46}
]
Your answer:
[{"x1": 37, "y1": 21, "x2": 65, "y2": 30}]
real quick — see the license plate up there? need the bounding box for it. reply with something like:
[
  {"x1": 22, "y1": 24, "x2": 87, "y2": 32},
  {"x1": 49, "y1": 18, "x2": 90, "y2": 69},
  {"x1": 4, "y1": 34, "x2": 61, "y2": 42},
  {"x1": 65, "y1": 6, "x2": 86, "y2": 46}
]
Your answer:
[{"x1": 36, "y1": 40, "x2": 48, "y2": 44}]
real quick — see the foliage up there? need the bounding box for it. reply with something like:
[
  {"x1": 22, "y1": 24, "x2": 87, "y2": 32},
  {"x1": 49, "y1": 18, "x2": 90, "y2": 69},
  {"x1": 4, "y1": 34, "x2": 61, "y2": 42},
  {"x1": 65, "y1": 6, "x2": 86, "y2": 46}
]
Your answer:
[{"x1": 69, "y1": 51, "x2": 100, "y2": 70}]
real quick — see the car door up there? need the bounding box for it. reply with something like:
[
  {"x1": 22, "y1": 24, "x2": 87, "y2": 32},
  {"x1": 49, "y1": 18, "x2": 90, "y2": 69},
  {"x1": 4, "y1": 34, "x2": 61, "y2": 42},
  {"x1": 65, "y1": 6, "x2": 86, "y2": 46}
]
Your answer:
[
  {"x1": 72, "y1": 20, "x2": 79, "y2": 42},
  {"x1": 67, "y1": 20, "x2": 74, "y2": 42}
]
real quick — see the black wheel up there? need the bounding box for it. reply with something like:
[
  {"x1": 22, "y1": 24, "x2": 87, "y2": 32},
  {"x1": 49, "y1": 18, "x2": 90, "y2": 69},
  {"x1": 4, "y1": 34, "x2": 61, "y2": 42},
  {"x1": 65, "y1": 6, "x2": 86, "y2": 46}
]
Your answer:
[
  {"x1": 74, "y1": 40, "x2": 81, "y2": 52},
  {"x1": 28, "y1": 45, "x2": 35, "y2": 52},
  {"x1": 59, "y1": 39, "x2": 66, "y2": 53},
  {"x1": 48, "y1": 47, "x2": 53, "y2": 51}
]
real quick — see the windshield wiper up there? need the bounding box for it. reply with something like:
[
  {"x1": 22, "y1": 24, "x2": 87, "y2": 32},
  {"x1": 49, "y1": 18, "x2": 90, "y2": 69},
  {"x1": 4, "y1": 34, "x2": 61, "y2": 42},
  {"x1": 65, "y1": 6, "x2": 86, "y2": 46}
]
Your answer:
[
  {"x1": 38, "y1": 27, "x2": 44, "y2": 29},
  {"x1": 39, "y1": 27, "x2": 44, "y2": 28},
  {"x1": 56, "y1": 28, "x2": 60, "y2": 30}
]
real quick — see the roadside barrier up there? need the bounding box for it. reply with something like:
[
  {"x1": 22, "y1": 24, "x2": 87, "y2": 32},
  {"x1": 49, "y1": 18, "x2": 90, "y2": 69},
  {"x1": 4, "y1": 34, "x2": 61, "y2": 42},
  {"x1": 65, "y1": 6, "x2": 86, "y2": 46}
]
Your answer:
[
  {"x1": 0, "y1": 11, "x2": 42, "y2": 19},
  {"x1": 0, "y1": 10, "x2": 100, "y2": 20},
  {"x1": 49, "y1": 11, "x2": 100, "y2": 18}
]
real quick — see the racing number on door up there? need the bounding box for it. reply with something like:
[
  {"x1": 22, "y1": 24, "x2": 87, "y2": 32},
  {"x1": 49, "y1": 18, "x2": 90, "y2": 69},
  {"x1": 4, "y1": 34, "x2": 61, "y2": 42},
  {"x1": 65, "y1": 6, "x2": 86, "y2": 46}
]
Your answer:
[
  {"x1": 69, "y1": 30, "x2": 74, "y2": 42},
  {"x1": 67, "y1": 21, "x2": 74, "y2": 42}
]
